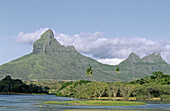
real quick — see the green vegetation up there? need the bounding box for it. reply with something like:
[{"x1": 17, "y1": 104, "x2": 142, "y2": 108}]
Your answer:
[
  {"x1": 55, "y1": 80, "x2": 91, "y2": 97},
  {"x1": 130, "y1": 71, "x2": 170, "y2": 85},
  {"x1": 56, "y1": 72, "x2": 170, "y2": 100},
  {"x1": 25, "y1": 80, "x2": 64, "y2": 94},
  {"x1": 64, "y1": 109, "x2": 147, "y2": 111},
  {"x1": 118, "y1": 52, "x2": 170, "y2": 81},
  {"x1": 44, "y1": 100, "x2": 145, "y2": 106},
  {"x1": 0, "y1": 29, "x2": 115, "y2": 81},
  {"x1": 0, "y1": 76, "x2": 49, "y2": 94},
  {"x1": 116, "y1": 66, "x2": 119, "y2": 81},
  {"x1": 0, "y1": 30, "x2": 169, "y2": 82},
  {"x1": 85, "y1": 66, "x2": 94, "y2": 81}
]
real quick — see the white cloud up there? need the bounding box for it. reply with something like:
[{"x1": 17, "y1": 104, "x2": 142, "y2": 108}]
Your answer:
[
  {"x1": 97, "y1": 58, "x2": 125, "y2": 65},
  {"x1": 16, "y1": 28, "x2": 170, "y2": 65},
  {"x1": 17, "y1": 28, "x2": 49, "y2": 44},
  {"x1": 161, "y1": 45, "x2": 170, "y2": 64},
  {"x1": 56, "y1": 33, "x2": 169, "y2": 64}
]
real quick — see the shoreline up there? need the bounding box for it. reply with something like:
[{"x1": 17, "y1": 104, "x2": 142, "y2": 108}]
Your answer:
[
  {"x1": 0, "y1": 92, "x2": 49, "y2": 95},
  {"x1": 44, "y1": 100, "x2": 146, "y2": 106}
]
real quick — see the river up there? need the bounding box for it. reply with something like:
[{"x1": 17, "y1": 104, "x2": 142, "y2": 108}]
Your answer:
[{"x1": 0, "y1": 95, "x2": 169, "y2": 111}]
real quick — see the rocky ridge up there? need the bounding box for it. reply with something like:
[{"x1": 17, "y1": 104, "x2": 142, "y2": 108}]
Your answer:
[{"x1": 0, "y1": 29, "x2": 169, "y2": 81}]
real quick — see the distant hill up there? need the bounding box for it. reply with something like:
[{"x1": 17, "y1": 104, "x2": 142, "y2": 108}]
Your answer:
[
  {"x1": 0, "y1": 29, "x2": 169, "y2": 81},
  {"x1": 119, "y1": 52, "x2": 170, "y2": 80}
]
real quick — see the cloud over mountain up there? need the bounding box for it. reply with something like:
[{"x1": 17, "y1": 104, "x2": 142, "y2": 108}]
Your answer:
[
  {"x1": 17, "y1": 28, "x2": 49, "y2": 44},
  {"x1": 16, "y1": 28, "x2": 170, "y2": 65}
]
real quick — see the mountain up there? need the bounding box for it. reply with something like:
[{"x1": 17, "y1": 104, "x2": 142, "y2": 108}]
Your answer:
[
  {"x1": 119, "y1": 52, "x2": 170, "y2": 80},
  {"x1": 121, "y1": 52, "x2": 140, "y2": 64},
  {"x1": 141, "y1": 52, "x2": 166, "y2": 63},
  {"x1": 0, "y1": 29, "x2": 169, "y2": 81},
  {"x1": 0, "y1": 29, "x2": 114, "y2": 81}
]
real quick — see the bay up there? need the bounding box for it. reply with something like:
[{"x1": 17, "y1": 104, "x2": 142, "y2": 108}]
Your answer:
[{"x1": 0, "y1": 95, "x2": 169, "y2": 111}]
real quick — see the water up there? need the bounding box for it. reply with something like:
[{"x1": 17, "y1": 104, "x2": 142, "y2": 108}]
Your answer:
[{"x1": 0, "y1": 95, "x2": 169, "y2": 111}]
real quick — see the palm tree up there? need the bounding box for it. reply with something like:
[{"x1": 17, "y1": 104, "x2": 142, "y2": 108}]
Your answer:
[
  {"x1": 116, "y1": 66, "x2": 119, "y2": 81},
  {"x1": 85, "y1": 66, "x2": 93, "y2": 81}
]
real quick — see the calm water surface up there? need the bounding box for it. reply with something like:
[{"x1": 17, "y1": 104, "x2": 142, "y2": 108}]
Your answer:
[{"x1": 0, "y1": 95, "x2": 169, "y2": 111}]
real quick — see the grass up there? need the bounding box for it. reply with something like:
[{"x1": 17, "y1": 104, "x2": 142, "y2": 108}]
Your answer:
[
  {"x1": 44, "y1": 100, "x2": 146, "y2": 106},
  {"x1": 92, "y1": 97, "x2": 169, "y2": 101},
  {"x1": 92, "y1": 97, "x2": 137, "y2": 100},
  {"x1": 64, "y1": 110, "x2": 151, "y2": 111}
]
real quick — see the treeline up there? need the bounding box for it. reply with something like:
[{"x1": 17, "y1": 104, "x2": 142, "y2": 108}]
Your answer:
[
  {"x1": 25, "y1": 81, "x2": 64, "y2": 94},
  {"x1": 0, "y1": 76, "x2": 49, "y2": 94},
  {"x1": 56, "y1": 72, "x2": 170, "y2": 100}
]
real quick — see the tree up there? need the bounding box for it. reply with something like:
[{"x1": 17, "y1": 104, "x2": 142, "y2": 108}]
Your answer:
[
  {"x1": 108, "y1": 84, "x2": 119, "y2": 100},
  {"x1": 152, "y1": 71, "x2": 164, "y2": 79},
  {"x1": 85, "y1": 66, "x2": 94, "y2": 81},
  {"x1": 94, "y1": 82, "x2": 107, "y2": 98},
  {"x1": 2, "y1": 75, "x2": 12, "y2": 81},
  {"x1": 0, "y1": 76, "x2": 49, "y2": 94},
  {"x1": 116, "y1": 66, "x2": 119, "y2": 81},
  {"x1": 119, "y1": 84, "x2": 135, "y2": 100},
  {"x1": 74, "y1": 83, "x2": 95, "y2": 99}
]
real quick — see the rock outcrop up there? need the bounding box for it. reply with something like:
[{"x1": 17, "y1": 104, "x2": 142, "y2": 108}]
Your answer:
[{"x1": 0, "y1": 29, "x2": 169, "y2": 81}]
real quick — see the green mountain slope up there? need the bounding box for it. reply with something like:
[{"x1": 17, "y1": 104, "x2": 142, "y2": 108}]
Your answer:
[
  {"x1": 0, "y1": 30, "x2": 115, "y2": 81},
  {"x1": 0, "y1": 29, "x2": 169, "y2": 81},
  {"x1": 119, "y1": 52, "x2": 170, "y2": 80}
]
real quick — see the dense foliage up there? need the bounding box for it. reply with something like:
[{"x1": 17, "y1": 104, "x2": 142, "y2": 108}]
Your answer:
[
  {"x1": 0, "y1": 76, "x2": 49, "y2": 94},
  {"x1": 25, "y1": 81, "x2": 64, "y2": 94},
  {"x1": 56, "y1": 72, "x2": 170, "y2": 100},
  {"x1": 130, "y1": 71, "x2": 170, "y2": 85}
]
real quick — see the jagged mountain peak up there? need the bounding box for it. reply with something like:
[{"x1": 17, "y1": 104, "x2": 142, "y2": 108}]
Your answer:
[
  {"x1": 124, "y1": 52, "x2": 140, "y2": 63},
  {"x1": 141, "y1": 52, "x2": 167, "y2": 64},
  {"x1": 146, "y1": 52, "x2": 161, "y2": 57},
  {"x1": 129, "y1": 52, "x2": 139, "y2": 57},
  {"x1": 36, "y1": 29, "x2": 55, "y2": 42},
  {"x1": 33, "y1": 29, "x2": 63, "y2": 54},
  {"x1": 156, "y1": 53, "x2": 162, "y2": 58},
  {"x1": 42, "y1": 29, "x2": 54, "y2": 39}
]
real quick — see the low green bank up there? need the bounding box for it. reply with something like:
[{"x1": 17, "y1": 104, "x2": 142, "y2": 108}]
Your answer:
[
  {"x1": 64, "y1": 110, "x2": 150, "y2": 111},
  {"x1": 44, "y1": 100, "x2": 146, "y2": 106},
  {"x1": 55, "y1": 72, "x2": 170, "y2": 100}
]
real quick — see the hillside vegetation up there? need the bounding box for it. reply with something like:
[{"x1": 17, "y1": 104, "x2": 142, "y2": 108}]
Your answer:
[
  {"x1": 0, "y1": 29, "x2": 169, "y2": 81},
  {"x1": 56, "y1": 71, "x2": 170, "y2": 100}
]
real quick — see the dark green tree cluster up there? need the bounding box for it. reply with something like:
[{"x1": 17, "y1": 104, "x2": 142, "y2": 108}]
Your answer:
[
  {"x1": 56, "y1": 80, "x2": 134, "y2": 99},
  {"x1": 134, "y1": 83, "x2": 170, "y2": 100},
  {"x1": 130, "y1": 71, "x2": 170, "y2": 85},
  {"x1": 56, "y1": 80, "x2": 90, "y2": 97},
  {"x1": 0, "y1": 76, "x2": 49, "y2": 94},
  {"x1": 56, "y1": 72, "x2": 170, "y2": 100}
]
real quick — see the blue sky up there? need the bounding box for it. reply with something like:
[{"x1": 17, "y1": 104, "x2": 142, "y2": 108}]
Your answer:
[{"x1": 0, "y1": 0, "x2": 170, "y2": 65}]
